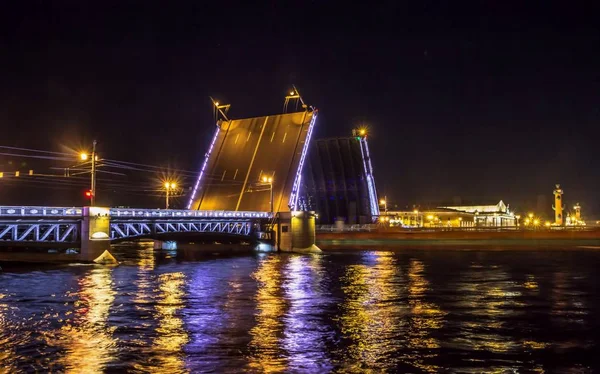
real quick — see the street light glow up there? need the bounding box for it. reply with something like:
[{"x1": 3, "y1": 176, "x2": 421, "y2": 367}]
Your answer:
[
  {"x1": 379, "y1": 199, "x2": 386, "y2": 205},
  {"x1": 80, "y1": 153, "x2": 88, "y2": 161}
]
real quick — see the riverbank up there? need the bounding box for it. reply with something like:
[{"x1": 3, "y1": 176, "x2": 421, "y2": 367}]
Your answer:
[{"x1": 316, "y1": 228, "x2": 600, "y2": 250}]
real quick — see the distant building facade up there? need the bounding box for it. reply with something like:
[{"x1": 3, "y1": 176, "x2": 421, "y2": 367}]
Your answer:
[{"x1": 387, "y1": 200, "x2": 517, "y2": 228}]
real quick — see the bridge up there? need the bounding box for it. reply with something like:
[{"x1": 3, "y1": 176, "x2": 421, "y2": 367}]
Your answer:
[
  {"x1": 0, "y1": 205, "x2": 271, "y2": 262},
  {"x1": 0, "y1": 106, "x2": 320, "y2": 263}
]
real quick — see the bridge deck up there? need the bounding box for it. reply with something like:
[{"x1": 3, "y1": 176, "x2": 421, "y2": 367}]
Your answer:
[{"x1": 188, "y1": 110, "x2": 316, "y2": 212}]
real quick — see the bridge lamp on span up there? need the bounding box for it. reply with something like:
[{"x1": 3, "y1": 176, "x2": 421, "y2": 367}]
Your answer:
[{"x1": 262, "y1": 176, "x2": 274, "y2": 214}]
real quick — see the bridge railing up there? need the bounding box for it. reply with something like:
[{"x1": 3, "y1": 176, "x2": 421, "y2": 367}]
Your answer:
[
  {"x1": 109, "y1": 208, "x2": 272, "y2": 219},
  {"x1": 0, "y1": 206, "x2": 83, "y2": 218},
  {"x1": 0, "y1": 206, "x2": 272, "y2": 219}
]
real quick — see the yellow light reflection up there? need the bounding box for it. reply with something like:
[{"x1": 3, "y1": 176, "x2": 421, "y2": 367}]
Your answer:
[
  {"x1": 151, "y1": 272, "x2": 189, "y2": 372},
  {"x1": 404, "y1": 259, "x2": 445, "y2": 372},
  {"x1": 0, "y1": 292, "x2": 16, "y2": 372},
  {"x1": 53, "y1": 267, "x2": 117, "y2": 373},
  {"x1": 454, "y1": 264, "x2": 522, "y2": 355},
  {"x1": 336, "y1": 252, "x2": 405, "y2": 371},
  {"x1": 133, "y1": 247, "x2": 155, "y2": 307},
  {"x1": 248, "y1": 255, "x2": 287, "y2": 372}
]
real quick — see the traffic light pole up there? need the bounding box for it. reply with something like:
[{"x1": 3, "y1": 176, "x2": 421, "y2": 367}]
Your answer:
[{"x1": 91, "y1": 140, "x2": 97, "y2": 206}]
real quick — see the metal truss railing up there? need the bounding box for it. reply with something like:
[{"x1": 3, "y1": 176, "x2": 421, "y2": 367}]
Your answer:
[
  {"x1": 110, "y1": 220, "x2": 253, "y2": 240},
  {"x1": 0, "y1": 206, "x2": 272, "y2": 219},
  {"x1": 0, "y1": 221, "x2": 79, "y2": 243},
  {"x1": 110, "y1": 208, "x2": 271, "y2": 219},
  {"x1": 0, "y1": 206, "x2": 83, "y2": 218}
]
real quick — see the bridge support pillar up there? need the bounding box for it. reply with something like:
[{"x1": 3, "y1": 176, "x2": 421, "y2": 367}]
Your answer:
[
  {"x1": 80, "y1": 207, "x2": 117, "y2": 264},
  {"x1": 277, "y1": 211, "x2": 321, "y2": 253}
]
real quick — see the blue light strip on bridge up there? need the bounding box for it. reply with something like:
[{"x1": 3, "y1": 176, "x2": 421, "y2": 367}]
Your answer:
[
  {"x1": 363, "y1": 136, "x2": 380, "y2": 217},
  {"x1": 288, "y1": 111, "x2": 318, "y2": 211},
  {"x1": 358, "y1": 137, "x2": 379, "y2": 220},
  {"x1": 187, "y1": 122, "x2": 221, "y2": 209}
]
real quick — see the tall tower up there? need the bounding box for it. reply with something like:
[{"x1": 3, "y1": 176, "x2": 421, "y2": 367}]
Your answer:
[{"x1": 552, "y1": 184, "x2": 564, "y2": 225}]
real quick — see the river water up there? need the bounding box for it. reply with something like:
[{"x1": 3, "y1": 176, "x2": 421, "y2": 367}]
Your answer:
[{"x1": 1, "y1": 246, "x2": 599, "y2": 372}]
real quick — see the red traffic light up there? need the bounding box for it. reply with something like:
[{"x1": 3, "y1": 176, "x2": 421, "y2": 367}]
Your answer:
[{"x1": 85, "y1": 190, "x2": 93, "y2": 198}]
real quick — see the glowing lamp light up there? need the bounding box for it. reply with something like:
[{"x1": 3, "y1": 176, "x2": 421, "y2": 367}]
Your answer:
[
  {"x1": 214, "y1": 101, "x2": 219, "y2": 107},
  {"x1": 290, "y1": 91, "x2": 295, "y2": 95},
  {"x1": 359, "y1": 129, "x2": 366, "y2": 136},
  {"x1": 379, "y1": 199, "x2": 386, "y2": 205},
  {"x1": 80, "y1": 153, "x2": 89, "y2": 161}
]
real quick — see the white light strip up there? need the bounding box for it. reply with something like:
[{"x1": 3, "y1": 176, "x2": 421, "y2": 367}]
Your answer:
[
  {"x1": 363, "y1": 137, "x2": 380, "y2": 217},
  {"x1": 289, "y1": 112, "x2": 318, "y2": 210},
  {"x1": 358, "y1": 137, "x2": 379, "y2": 219},
  {"x1": 187, "y1": 124, "x2": 221, "y2": 209}
]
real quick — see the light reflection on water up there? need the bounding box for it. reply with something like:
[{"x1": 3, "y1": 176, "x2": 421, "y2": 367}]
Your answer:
[{"x1": 0, "y1": 248, "x2": 599, "y2": 372}]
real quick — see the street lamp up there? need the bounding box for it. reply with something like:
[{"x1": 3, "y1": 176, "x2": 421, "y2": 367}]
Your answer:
[
  {"x1": 379, "y1": 196, "x2": 388, "y2": 218},
  {"x1": 262, "y1": 176, "x2": 273, "y2": 214},
  {"x1": 79, "y1": 140, "x2": 98, "y2": 205},
  {"x1": 164, "y1": 182, "x2": 177, "y2": 209}
]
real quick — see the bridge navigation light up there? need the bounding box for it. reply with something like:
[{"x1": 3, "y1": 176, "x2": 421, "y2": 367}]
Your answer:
[{"x1": 85, "y1": 190, "x2": 93, "y2": 198}]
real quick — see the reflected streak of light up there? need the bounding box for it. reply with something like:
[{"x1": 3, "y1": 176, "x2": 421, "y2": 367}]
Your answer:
[
  {"x1": 133, "y1": 247, "x2": 155, "y2": 307},
  {"x1": 404, "y1": 258, "x2": 445, "y2": 373},
  {"x1": 248, "y1": 255, "x2": 287, "y2": 372},
  {"x1": 52, "y1": 267, "x2": 117, "y2": 373},
  {"x1": 0, "y1": 292, "x2": 17, "y2": 372},
  {"x1": 336, "y1": 252, "x2": 404, "y2": 371},
  {"x1": 283, "y1": 254, "x2": 332, "y2": 372},
  {"x1": 454, "y1": 263, "x2": 522, "y2": 355},
  {"x1": 151, "y1": 272, "x2": 189, "y2": 373}
]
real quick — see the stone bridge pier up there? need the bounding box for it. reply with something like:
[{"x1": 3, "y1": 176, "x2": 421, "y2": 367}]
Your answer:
[{"x1": 80, "y1": 207, "x2": 116, "y2": 263}]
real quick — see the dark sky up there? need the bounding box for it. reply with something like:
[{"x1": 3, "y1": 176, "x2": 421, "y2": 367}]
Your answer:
[{"x1": 1, "y1": 2, "x2": 599, "y2": 216}]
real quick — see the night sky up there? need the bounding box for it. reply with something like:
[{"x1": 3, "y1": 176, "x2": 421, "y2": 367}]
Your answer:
[{"x1": 1, "y1": 2, "x2": 599, "y2": 217}]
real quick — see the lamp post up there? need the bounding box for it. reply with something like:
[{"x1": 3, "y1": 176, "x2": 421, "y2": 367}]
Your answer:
[
  {"x1": 262, "y1": 176, "x2": 273, "y2": 214},
  {"x1": 80, "y1": 139, "x2": 98, "y2": 205},
  {"x1": 379, "y1": 197, "x2": 387, "y2": 214},
  {"x1": 164, "y1": 182, "x2": 177, "y2": 209}
]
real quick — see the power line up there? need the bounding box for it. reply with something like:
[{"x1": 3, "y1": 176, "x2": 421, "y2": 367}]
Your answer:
[{"x1": 0, "y1": 146, "x2": 72, "y2": 156}]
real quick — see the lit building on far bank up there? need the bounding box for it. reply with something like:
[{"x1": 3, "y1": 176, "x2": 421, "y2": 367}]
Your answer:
[{"x1": 386, "y1": 200, "x2": 517, "y2": 228}]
